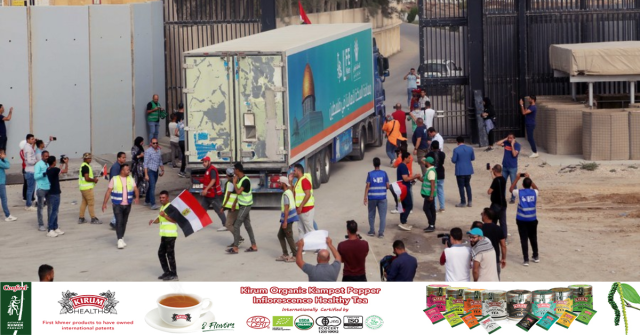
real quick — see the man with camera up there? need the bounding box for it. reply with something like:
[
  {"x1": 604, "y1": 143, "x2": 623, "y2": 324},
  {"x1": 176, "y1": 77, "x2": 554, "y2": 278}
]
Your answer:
[
  {"x1": 488, "y1": 164, "x2": 508, "y2": 239},
  {"x1": 496, "y1": 133, "x2": 520, "y2": 203},
  {"x1": 337, "y1": 220, "x2": 369, "y2": 282},
  {"x1": 509, "y1": 173, "x2": 539, "y2": 266},
  {"x1": 439, "y1": 228, "x2": 471, "y2": 282}
]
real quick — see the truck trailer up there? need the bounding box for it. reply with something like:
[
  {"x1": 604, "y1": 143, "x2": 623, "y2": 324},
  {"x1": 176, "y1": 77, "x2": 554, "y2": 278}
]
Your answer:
[{"x1": 182, "y1": 23, "x2": 389, "y2": 207}]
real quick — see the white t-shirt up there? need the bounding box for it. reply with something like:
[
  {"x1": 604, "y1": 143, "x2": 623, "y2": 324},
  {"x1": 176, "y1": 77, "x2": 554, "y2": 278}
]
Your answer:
[
  {"x1": 424, "y1": 108, "x2": 436, "y2": 129},
  {"x1": 431, "y1": 133, "x2": 444, "y2": 148},
  {"x1": 419, "y1": 96, "x2": 431, "y2": 109},
  {"x1": 168, "y1": 122, "x2": 179, "y2": 143},
  {"x1": 512, "y1": 189, "x2": 539, "y2": 203},
  {"x1": 444, "y1": 245, "x2": 472, "y2": 282}
]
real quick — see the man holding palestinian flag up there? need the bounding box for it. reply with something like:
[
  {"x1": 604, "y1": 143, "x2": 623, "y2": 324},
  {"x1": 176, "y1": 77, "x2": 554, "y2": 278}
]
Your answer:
[{"x1": 149, "y1": 189, "x2": 213, "y2": 281}]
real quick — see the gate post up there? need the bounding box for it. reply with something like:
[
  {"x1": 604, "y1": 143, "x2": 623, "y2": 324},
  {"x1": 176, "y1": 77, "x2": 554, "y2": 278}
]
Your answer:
[
  {"x1": 418, "y1": 0, "x2": 425, "y2": 87},
  {"x1": 261, "y1": 0, "x2": 277, "y2": 32},
  {"x1": 468, "y1": 0, "x2": 487, "y2": 146}
]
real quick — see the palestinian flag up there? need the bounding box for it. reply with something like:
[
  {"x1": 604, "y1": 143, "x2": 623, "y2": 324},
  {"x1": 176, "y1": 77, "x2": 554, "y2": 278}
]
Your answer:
[
  {"x1": 299, "y1": 1, "x2": 311, "y2": 24},
  {"x1": 163, "y1": 190, "x2": 212, "y2": 237}
]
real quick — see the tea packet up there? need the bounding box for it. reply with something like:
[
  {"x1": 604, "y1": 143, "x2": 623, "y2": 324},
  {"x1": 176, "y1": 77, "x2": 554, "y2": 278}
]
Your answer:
[
  {"x1": 536, "y1": 312, "x2": 559, "y2": 331},
  {"x1": 461, "y1": 312, "x2": 480, "y2": 329},
  {"x1": 575, "y1": 307, "x2": 597, "y2": 325},
  {"x1": 516, "y1": 313, "x2": 539, "y2": 332},
  {"x1": 423, "y1": 306, "x2": 445, "y2": 325},
  {"x1": 443, "y1": 310, "x2": 464, "y2": 328},
  {"x1": 478, "y1": 315, "x2": 501, "y2": 334},
  {"x1": 556, "y1": 311, "x2": 578, "y2": 329}
]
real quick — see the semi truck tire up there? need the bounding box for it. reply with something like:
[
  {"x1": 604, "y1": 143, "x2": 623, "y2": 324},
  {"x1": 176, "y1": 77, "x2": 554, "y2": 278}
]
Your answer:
[
  {"x1": 320, "y1": 148, "x2": 330, "y2": 183},
  {"x1": 311, "y1": 153, "x2": 322, "y2": 189},
  {"x1": 352, "y1": 127, "x2": 366, "y2": 161}
]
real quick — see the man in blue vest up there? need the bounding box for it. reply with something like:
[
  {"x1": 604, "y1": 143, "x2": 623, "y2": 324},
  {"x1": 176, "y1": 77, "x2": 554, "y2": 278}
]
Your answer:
[
  {"x1": 363, "y1": 157, "x2": 389, "y2": 238},
  {"x1": 102, "y1": 164, "x2": 140, "y2": 249},
  {"x1": 509, "y1": 173, "x2": 539, "y2": 266}
]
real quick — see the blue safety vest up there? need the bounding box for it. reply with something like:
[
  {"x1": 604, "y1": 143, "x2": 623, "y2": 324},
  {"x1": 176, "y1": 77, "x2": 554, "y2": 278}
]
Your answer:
[
  {"x1": 367, "y1": 170, "x2": 388, "y2": 200},
  {"x1": 516, "y1": 188, "x2": 537, "y2": 221},
  {"x1": 111, "y1": 176, "x2": 135, "y2": 205}
]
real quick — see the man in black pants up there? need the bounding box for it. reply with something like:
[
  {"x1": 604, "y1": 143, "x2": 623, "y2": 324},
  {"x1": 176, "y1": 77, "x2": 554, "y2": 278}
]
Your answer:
[
  {"x1": 509, "y1": 173, "x2": 540, "y2": 266},
  {"x1": 487, "y1": 164, "x2": 508, "y2": 240},
  {"x1": 177, "y1": 113, "x2": 187, "y2": 178},
  {"x1": 102, "y1": 164, "x2": 140, "y2": 249},
  {"x1": 150, "y1": 191, "x2": 179, "y2": 281},
  {"x1": 0, "y1": 104, "x2": 13, "y2": 151}
]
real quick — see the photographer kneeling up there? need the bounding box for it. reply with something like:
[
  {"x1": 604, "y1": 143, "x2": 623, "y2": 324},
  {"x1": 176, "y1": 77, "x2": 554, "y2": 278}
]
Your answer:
[{"x1": 439, "y1": 228, "x2": 471, "y2": 282}]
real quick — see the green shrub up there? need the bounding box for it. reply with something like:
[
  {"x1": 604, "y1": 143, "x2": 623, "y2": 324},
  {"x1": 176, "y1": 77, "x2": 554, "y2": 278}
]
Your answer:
[{"x1": 407, "y1": 7, "x2": 418, "y2": 23}]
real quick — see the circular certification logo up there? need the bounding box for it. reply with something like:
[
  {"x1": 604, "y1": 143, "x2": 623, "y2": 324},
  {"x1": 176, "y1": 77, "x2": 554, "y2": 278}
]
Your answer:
[
  {"x1": 365, "y1": 315, "x2": 384, "y2": 329},
  {"x1": 294, "y1": 315, "x2": 314, "y2": 330}
]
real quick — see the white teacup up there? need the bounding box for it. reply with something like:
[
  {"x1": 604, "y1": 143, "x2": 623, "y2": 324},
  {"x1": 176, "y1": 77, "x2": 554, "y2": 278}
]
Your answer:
[{"x1": 156, "y1": 294, "x2": 212, "y2": 327}]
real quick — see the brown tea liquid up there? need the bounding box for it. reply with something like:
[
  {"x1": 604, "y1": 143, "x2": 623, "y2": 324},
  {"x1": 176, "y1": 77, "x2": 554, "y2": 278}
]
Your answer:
[{"x1": 159, "y1": 295, "x2": 200, "y2": 308}]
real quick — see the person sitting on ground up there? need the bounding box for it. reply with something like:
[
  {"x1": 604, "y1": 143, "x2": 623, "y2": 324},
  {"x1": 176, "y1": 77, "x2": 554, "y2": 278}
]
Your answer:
[
  {"x1": 39, "y1": 264, "x2": 54, "y2": 282},
  {"x1": 439, "y1": 228, "x2": 471, "y2": 282},
  {"x1": 386, "y1": 240, "x2": 418, "y2": 282},
  {"x1": 295, "y1": 237, "x2": 342, "y2": 282}
]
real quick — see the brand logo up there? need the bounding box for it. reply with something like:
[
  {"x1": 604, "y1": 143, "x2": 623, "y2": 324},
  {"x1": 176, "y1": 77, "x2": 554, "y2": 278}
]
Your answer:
[
  {"x1": 3, "y1": 285, "x2": 29, "y2": 292},
  {"x1": 555, "y1": 300, "x2": 568, "y2": 304},
  {"x1": 202, "y1": 322, "x2": 235, "y2": 331},
  {"x1": 575, "y1": 297, "x2": 589, "y2": 302},
  {"x1": 247, "y1": 316, "x2": 270, "y2": 329},
  {"x1": 181, "y1": 208, "x2": 191, "y2": 216},
  {"x1": 2, "y1": 282, "x2": 32, "y2": 335},
  {"x1": 59, "y1": 290, "x2": 118, "y2": 314},
  {"x1": 486, "y1": 302, "x2": 504, "y2": 307},
  {"x1": 343, "y1": 316, "x2": 363, "y2": 329},
  {"x1": 536, "y1": 303, "x2": 551, "y2": 309},
  {"x1": 452, "y1": 299, "x2": 464, "y2": 304},
  {"x1": 273, "y1": 316, "x2": 293, "y2": 327},
  {"x1": 513, "y1": 304, "x2": 528, "y2": 309},
  {"x1": 365, "y1": 315, "x2": 384, "y2": 330},
  {"x1": 171, "y1": 314, "x2": 191, "y2": 322},
  {"x1": 432, "y1": 296, "x2": 446, "y2": 302},
  {"x1": 316, "y1": 316, "x2": 340, "y2": 333},
  {"x1": 294, "y1": 315, "x2": 314, "y2": 330}
]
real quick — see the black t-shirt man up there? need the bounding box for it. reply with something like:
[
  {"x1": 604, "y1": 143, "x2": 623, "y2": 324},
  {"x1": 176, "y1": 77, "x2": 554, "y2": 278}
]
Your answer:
[
  {"x1": 426, "y1": 150, "x2": 446, "y2": 180},
  {"x1": 47, "y1": 167, "x2": 62, "y2": 195},
  {"x1": 482, "y1": 223, "x2": 504, "y2": 263},
  {"x1": 489, "y1": 176, "x2": 507, "y2": 208}
]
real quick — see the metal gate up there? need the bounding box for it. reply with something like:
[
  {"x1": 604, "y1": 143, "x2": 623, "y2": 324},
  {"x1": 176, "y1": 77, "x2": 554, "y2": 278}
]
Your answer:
[
  {"x1": 164, "y1": 0, "x2": 261, "y2": 113},
  {"x1": 420, "y1": 0, "x2": 640, "y2": 139},
  {"x1": 418, "y1": 0, "x2": 471, "y2": 138}
]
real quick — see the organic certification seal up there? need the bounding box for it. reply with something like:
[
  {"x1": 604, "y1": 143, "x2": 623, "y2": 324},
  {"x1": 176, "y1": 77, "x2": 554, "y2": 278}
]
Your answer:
[{"x1": 365, "y1": 315, "x2": 384, "y2": 329}]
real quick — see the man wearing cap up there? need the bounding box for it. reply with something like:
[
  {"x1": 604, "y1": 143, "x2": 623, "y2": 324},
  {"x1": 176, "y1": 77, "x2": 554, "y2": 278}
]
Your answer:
[
  {"x1": 199, "y1": 156, "x2": 227, "y2": 231},
  {"x1": 78, "y1": 153, "x2": 101, "y2": 224},
  {"x1": 467, "y1": 228, "x2": 499, "y2": 282},
  {"x1": 276, "y1": 176, "x2": 298, "y2": 262},
  {"x1": 144, "y1": 138, "x2": 164, "y2": 210},
  {"x1": 417, "y1": 156, "x2": 437, "y2": 233},
  {"x1": 220, "y1": 167, "x2": 244, "y2": 246}
]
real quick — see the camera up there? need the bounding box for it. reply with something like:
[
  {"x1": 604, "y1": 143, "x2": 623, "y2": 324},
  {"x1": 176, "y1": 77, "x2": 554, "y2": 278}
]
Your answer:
[
  {"x1": 60, "y1": 155, "x2": 68, "y2": 162},
  {"x1": 437, "y1": 233, "x2": 451, "y2": 248}
]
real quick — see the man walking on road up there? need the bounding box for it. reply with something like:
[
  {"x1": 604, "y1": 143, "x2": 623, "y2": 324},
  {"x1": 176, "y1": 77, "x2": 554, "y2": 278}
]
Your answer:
[
  {"x1": 0, "y1": 105, "x2": 13, "y2": 151},
  {"x1": 146, "y1": 94, "x2": 164, "y2": 143},
  {"x1": 397, "y1": 151, "x2": 418, "y2": 231},
  {"x1": 296, "y1": 237, "x2": 342, "y2": 282},
  {"x1": 276, "y1": 177, "x2": 298, "y2": 262},
  {"x1": 227, "y1": 162, "x2": 258, "y2": 254},
  {"x1": 488, "y1": 164, "x2": 508, "y2": 239},
  {"x1": 149, "y1": 190, "x2": 178, "y2": 281},
  {"x1": 199, "y1": 156, "x2": 227, "y2": 231},
  {"x1": 452, "y1": 136, "x2": 475, "y2": 207},
  {"x1": 468, "y1": 228, "x2": 499, "y2": 282},
  {"x1": 364, "y1": 157, "x2": 389, "y2": 238},
  {"x1": 391, "y1": 103, "x2": 408, "y2": 152},
  {"x1": 383, "y1": 115, "x2": 406, "y2": 165},
  {"x1": 386, "y1": 240, "x2": 418, "y2": 282},
  {"x1": 109, "y1": 152, "x2": 127, "y2": 228},
  {"x1": 496, "y1": 134, "x2": 520, "y2": 203},
  {"x1": 510, "y1": 173, "x2": 540, "y2": 266},
  {"x1": 480, "y1": 208, "x2": 507, "y2": 278},
  {"x1": 144, "y1": 138, "x2": 164, "y2": 210},
  {"x1": 427, "y1": 141, "x2": 446, "y2": 212},
  {"x1": 220, "y1": 168, "x2": 243, "y2": 246},
  {"x1": 103, "y1": 164, "x2": 139, "y2": 249},
  {"x1": 427, "y1": 127, "x2": 444, "y2": 150},
  {"x1": 78, "y1": 153, "x2": 101, "y2": 224},
  {"x1": 24, "y1": 134, "x2": 37, "y2": 211},
  {"x1": 418, "y1": 156, "x2": 437, "y2": 233},
  {"x1": 439, "y1": 228, "x2": 471, "y2": 282},
  {"x1": 0, "y1": 150, "x2": 17, "y2": 222},
  {"x1": 34, "y1": 150, "x2": 50, "y2": 232},
  {"x1": 519, "y1": 96, "x2": 538, "y2": 158},
  {"x1": 412, "y1": 118, "x2": 429, "y2": 176},
  {"x1": 338, "y1": 220, "x2": 369, "y2": 282},
  {"x1": 404, "y1": 68, "x2": 418, "y2": 106},
  {"x1": 291, "y1": 164, "x2": 315, "y2": 239}
]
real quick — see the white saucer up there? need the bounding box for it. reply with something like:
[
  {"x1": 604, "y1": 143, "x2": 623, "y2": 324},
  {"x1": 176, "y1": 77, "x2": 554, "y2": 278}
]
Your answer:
[{"x1": 145, "y1": 308, "x2": 215, "y2": 333}]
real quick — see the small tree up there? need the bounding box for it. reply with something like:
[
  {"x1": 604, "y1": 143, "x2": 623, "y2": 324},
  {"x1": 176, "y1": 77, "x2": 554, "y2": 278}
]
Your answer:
[{"x1": 407, "y1": 7, "x2": 418, "y2": 23}]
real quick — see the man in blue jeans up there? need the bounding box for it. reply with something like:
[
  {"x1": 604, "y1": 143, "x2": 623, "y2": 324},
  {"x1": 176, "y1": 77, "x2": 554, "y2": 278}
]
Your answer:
[
  {"x1": 452, "y1": 136, "x2": 475, "y2": 207},
  {"x1": 403, "y1": 68, "x2": 418, "y2": 106},
  {"x1": 146, "y1": 94, "x2": 164, "y2": 142},
  {"x1": 397, "y1": 151, "x2": 418, "y2": 231},
  {"x1": 23, "y1": 134, "x2": 37, "y2": 211},
  {"x1": 34, "y1": 150, "x2": 50, "y2": 232},
  {"x1": 496, "y1": 134, "x2": 520, "y2": 203},
  {"x1": 0, "y1": 150, "x2": 17, "y2": 222},
  {"x1": 144, "y1": 138, "x2": 165, "y2": 210},
  {"x1": 519, "y1": 96, "x2": 538, "y2": 158},
  {"x1": 427, "y1": 141, "x2": 446, "y2": 212},
  {"x1": 364, "y1": 157, "x2": 389, "y2": 238}
]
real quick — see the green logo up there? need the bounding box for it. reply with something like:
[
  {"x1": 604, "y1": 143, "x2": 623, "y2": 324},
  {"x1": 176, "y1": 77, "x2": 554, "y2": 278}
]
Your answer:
[
  {"x1": 273, "y1": 316, "x2": 293, "y2": 327},
  {"x1": 365, "y1": 315, "x2": 384, "y2": 330},
  {"x1": 1, "y1": 282, "x2": 32, "y2": 335},
  {"x1": 294, "y1": 315, "x2": 314, "y2": 330}
]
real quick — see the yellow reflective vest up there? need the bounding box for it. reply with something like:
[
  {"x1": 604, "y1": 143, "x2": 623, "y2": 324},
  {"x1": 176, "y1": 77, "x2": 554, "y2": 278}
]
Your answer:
[
  {"x1": 159, "y1": 203, "x2": 178, "y2": 237},
  {"x1": 78, "y1": 162, "x2": 95, "y2": 190},
  {"x1": 294, "y1": 173, "x2": 314, "y2": 208}
]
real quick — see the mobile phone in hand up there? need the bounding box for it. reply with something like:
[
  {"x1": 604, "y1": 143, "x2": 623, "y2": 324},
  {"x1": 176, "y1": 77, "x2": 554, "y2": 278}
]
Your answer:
[{"x1": 520, "y1": 173, "x2": 526, "y2": 177}]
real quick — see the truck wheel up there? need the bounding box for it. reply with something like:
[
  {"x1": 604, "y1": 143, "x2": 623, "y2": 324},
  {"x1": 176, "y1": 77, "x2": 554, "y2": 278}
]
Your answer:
[
  {"x1": 372, "y1": 127, "x2": 383, "y2": 147},
  {"x1": 311, "y1": 153, "x2": 322, "y2": 189},
  {"x1": 352, "y1": 128, "x2": 366, "y2": 161},
  {"x1": 320, "y1": 148, "x2": 330, "y2": 183}
]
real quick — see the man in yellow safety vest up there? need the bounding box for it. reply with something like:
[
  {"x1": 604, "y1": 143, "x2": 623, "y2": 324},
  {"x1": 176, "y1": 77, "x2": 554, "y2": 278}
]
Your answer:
[
  {"x1": 79, "y1": 152, "x2": 101, "y2": 224},
  {"x1": 226, "y1": 162, "x2": 257, "y2": 254},
  {"x1": 220, "y1": 167, "x2": 244, "y2": 247},
  {"x1": 290, "y1": 163, "x2": 316, "y2": 240},
  {"x1": 102, "y1": 164, "x2": 139, "y2": 249},
  {"x1": 149, "y1": 190, "x2": 179, "y2": 281}
]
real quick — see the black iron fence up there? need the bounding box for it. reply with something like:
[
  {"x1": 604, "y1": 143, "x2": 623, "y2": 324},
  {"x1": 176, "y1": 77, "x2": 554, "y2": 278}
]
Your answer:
[
  {"x1": 164, "y1": 0, "x2": 262, "y2": 112},
  {"x1": 420, "y1": 0, "x2": 640, "y2": 139}
]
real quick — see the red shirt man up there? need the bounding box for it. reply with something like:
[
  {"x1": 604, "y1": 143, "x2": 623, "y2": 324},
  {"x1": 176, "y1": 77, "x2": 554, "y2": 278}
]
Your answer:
[{"x1": 391, "y1": 104, "x2": 408, "y2": 135}]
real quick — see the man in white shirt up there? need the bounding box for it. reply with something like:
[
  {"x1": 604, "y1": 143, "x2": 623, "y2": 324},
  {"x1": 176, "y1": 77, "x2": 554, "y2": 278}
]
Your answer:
[
  {"x1": 439, "y1": 228, "x2": 471, "y2": 282},
  {"x1": 419, "y1": 90, "x2": 431, "y2": 109},
  {"x1": 428, "y1": 127, "x2": 444, "y2": 149},
  {"x1": 423, "y1": 101, "x2": 436, "y2": 129}
]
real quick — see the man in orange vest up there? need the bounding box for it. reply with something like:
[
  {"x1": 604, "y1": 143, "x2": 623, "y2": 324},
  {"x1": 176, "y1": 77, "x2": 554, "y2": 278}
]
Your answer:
[
  {"x1": 382, "y1": 115, "x2": 406, "y2": 166},
  {"x1": 200, "y1": 157, "x2": 227, "y2": 231}
]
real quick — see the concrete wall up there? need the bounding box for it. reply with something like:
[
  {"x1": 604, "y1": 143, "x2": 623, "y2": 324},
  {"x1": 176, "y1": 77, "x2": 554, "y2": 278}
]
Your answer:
[
  {"x1": 0, "y1": 2, "x2": 165, "y2": 164},
  {"x1": 277, "y1": 7, "x2": 402, "y2": 57}
]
